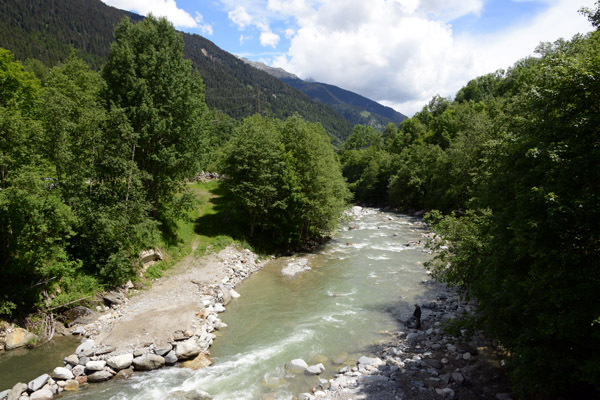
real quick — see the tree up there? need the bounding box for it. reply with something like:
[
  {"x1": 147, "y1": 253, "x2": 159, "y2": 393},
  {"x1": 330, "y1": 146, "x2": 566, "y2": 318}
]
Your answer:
[{"x1": 102, "y1": 15, "x2": 207, "y2": 221}]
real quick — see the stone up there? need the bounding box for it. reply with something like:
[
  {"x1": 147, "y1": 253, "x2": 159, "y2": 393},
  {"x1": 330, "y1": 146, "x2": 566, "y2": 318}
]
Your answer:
[
  {"x1": 86, "y1": 371, "x2": 113, "y2": 383},
  {"x1": 102, "y1": 292, "x2": 125, "y2": 306},
  {"x1": 63, "y1": 380, "x2": 79, "y2": 391},
  {"x1": 425, "y1": 359, "x2": 443, "y2": 370},
  {"x1": 164, "y1": 350, "x2": 178, "y2": 365},
  {"x1": 436, "y1": 388, "x2": 455, "y2": 398},
  {"x1": 406, "y1": 332, "x2": 420, "y2": 344},
  {"x1": 72, "y1": 365, "x2": 85, "y2": 377},
  {"x1": 462, "y1": 352, "x2": 472, "y2": 361},
  {"x1": 114, "y1": 368, "x2": 134, "y2": 380},
  {"x1": 285, "y1": 359, "x2": 308, "y2": 373},
  {"x1": 139, "y1": 249, "x2": 163, "y2": 264},
  {"x1": 132, "y1": 354, "x2": 165, "y2": 371},
  {"x1": 495, "y1": 394, "x2": 512, "y2": 400},
  {"x1": 64, "y1": 354, "x2": 79, "y2": 366},
  {"x1": 78, "y1": 356, "x2": 90, "y2": 366},
  {"x1": 94, "y1": 346, "x2": 116, "y2": 355},
  {"x1": 154, "y1": 344, "x2": 173, "y2": 356},
  {"x1": 5, "y1": 328, "x2": 37, "y2": 350},
  {"x1": 85, "y1": 360, "x2": 106, "y2": 371},
  {"x1": 0, "y1": 390, "x2": 9, "y2": 400},
  {"x1": 75, "y1": 339, "x2": 95, "y2": 355},
  {"x1": 298, "y1": 394, "x2": 315, "y2": 400},
  {"x1": 357, "y1": 356, "x2": 384, "y2": 366},
  {"x1": 28, "y1": 374, "x2": 50, "y2": 392},
  {"x1": 52, "y1": 367, "x2": 74, "y2": 380},
  {"x1": 29, "y1": 388, "x2": 53, "y2": 400},
  {"x1": 214, "y1": 303, "x2": 226, "y2": 313},
  {"x1": 71, "y1": 327, "x2": 85, "y2": 336},
  {"x1": 358, "y1": 375, "x2": 389, "y2": 383},
  {"x1": 452, "y1": 372, "x2": 465, "y2": 385},
  {"x1": 74, "y1": 376, "x2": 87, "y2": 385},
  {"x1": 175, "y1": 338, "x2": 202, "y2": 360},
  {"x1": 9, "y1": 383, "x2": 28, "y2": 400},
  {"x1": 107, "y1": 353, "x2": 134, "y2": 370},
  {"x1": 63, "y1": 306, "x2": 96, "y2": 327},
  {"x1": 305, "y1": 363, "x2": 325, "y2": 375},
  {"x1": 180, "y1": 354, "x2": 213, "y2": 370},
  {"x1": 169, "y1": 389, "x2": 213, "y2": 400},
  {"x1": 230, "y1": 289, "x2": 241, "y2": 299}
]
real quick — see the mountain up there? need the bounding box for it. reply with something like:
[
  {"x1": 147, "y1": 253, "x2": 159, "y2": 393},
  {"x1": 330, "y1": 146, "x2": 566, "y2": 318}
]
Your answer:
[
  {"x1": 0, "y1": 0, "x2": 353, "y2": 142},
  {"x1": 239, "y1": 58, "x2": 406, "y2": 129}
]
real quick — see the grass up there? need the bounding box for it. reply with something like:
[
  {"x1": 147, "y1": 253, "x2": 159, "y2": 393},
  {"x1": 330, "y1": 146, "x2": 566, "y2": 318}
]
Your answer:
[{"x1": 146, "y1": 180, "x2": 246, "y2": 279}]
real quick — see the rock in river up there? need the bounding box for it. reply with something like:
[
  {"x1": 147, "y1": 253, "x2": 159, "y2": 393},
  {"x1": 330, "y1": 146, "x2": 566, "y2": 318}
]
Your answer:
[
  {"x1": 107, "y1": 353, "x2": 134, "y2": 370},
  {"x1": 132, "y1": 354, "x2": 165, "y2": 371},
  {"x1": 52, "y1": 367, "x2": 74, "y2": 380},
  {"x1": 175, "y1": 338, "x2": 201, "y2": 360},
  {"x1": 5, "y1": 328, "x2": 37, "y2": 350},
  {"x1": 28, "y1": 374, "x2": 50, "y2": 392},
  {"x1": 87, "y1": 371, "x2": 113, "y2": 383},
  {"x1": 285, "y1": 359, "x2": 308, "y2": 373}
]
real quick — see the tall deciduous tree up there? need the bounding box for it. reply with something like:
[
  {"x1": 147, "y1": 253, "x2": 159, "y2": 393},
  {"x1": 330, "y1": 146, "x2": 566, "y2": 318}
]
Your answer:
[{"x1": 102, "y1": 15, "x2": 207, "y2": 220}]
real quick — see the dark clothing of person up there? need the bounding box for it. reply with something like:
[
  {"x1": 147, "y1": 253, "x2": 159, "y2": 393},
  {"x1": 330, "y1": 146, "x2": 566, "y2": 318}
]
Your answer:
[{"x1": 414, "y1": 305, "x2": 422, "y2": 329}]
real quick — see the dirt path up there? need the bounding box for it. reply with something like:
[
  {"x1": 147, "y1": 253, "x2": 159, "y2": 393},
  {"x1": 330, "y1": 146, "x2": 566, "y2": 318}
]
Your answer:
[{"x1": 87, "y1": 245, "x2": 264, "y2": 353}]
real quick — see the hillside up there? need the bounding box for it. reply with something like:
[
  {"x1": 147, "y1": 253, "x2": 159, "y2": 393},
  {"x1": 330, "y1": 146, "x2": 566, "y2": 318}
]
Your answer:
[
  {"x1": 0, "y1": 0, "x2": 353, "y2": 142},
  {"x1": 240, "y1": 57, "x2": 406, "y2": 129}
]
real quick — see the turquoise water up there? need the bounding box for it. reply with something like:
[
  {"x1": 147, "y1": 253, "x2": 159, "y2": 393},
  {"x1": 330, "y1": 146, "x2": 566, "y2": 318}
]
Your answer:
[{"x1": 62, "y1": 208, "x2": 433, "y2": 399}]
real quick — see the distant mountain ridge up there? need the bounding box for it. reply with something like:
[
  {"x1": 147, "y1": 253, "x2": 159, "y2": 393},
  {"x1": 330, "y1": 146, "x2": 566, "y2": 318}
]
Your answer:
[
  {"x1": 0, "y1": 0, "x2": 353, "y2": 142},
  {"x1": 239, "y1": 58, "x2": 406, "y2": 129}
]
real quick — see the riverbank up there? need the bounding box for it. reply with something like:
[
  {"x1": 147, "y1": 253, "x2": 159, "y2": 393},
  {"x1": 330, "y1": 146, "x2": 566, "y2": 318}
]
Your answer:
[
  {"x1": 298, "y1": 280, "x2": 514, "y2": 400},
  {"x1": 0, "y1": 244, "x2": 267, "y2": 399}
]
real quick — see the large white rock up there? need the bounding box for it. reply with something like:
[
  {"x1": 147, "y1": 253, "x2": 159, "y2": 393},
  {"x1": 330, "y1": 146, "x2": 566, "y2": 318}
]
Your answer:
[
  {"x1": 214, "y1": 303, "x2": 226, "y2": 313},
  {"x1": 107, "y1": 353, "x2": 134, "y2": 370},
  {"x1": 75, "y1": 339, "x2": 95, "y2": 355},
  {"x1": 285, "y1": 359, "x2": 308, "y2": 373},
  {"x1": 229, "y1": 289, "x2": 241, "y2": 299},
  {"x1": 305, "y1": 363, "x2": 325, "y2": 375},
  {"x1": 29, "y1": 388, "x2": 53, "y2": 400},
  {"x1": 357, "y1": 356, "x2": 384, "y2": 367},
  {"x1": 175, "y1": 338, "x2": 202, "y2": 360},
  {"x1": 132, "y1": 354, "x2": 165, "y2": 371},
  {"x1": 52, "y1": 367, "x2": 74, "y2": 380},
  {"x1": 28, "y1": 374, "x2": 50, "y2": 392},
  {"x1": 85, "y1": 360, "x2": 106, "y2": 371}
]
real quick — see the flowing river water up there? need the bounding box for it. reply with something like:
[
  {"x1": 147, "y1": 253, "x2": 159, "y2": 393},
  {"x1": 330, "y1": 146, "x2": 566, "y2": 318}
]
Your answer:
[{"x1": 42, "y1": 208, "x2": 435, "y2": 399}]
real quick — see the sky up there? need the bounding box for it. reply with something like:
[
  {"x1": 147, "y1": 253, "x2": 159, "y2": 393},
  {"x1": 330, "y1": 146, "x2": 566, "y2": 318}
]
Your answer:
[{"x1": 100, "y1": 0, "x2": 597, "y2": 116}]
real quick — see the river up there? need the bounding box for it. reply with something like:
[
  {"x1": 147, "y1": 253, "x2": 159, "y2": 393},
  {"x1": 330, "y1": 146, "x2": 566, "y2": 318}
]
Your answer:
[{"x1": 60, "y1": 208, "x2": 434, "y2": 399}]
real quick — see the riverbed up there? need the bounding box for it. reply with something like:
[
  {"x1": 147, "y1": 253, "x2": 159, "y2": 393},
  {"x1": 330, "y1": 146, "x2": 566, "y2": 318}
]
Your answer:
[{"x1": 59, "y1": 208, "x2": 435, "y2": 399}]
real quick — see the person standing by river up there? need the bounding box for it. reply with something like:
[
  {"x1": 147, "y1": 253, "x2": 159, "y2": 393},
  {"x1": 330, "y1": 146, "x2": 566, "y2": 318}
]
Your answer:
[{"x1": 414, "y1": 304, "x2": 422, "y2": 329}]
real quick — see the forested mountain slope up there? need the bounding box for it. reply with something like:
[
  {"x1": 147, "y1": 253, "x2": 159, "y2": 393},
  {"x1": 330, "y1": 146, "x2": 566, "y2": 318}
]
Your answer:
[
  {"x1": 241, "y1": 57, "x2": 406, "y2": 129},
  {"x1": 0, "y1": 0, "x2": 353, "y2": 141}
]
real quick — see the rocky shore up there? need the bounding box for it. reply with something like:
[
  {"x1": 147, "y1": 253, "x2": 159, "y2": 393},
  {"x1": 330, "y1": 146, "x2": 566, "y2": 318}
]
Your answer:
[
  {"x1": 295, "y1": 280, "x2": 513, "y2": 400},
  {"x1": 0, "y1": 246, "x2": 265, "y2": 400}
]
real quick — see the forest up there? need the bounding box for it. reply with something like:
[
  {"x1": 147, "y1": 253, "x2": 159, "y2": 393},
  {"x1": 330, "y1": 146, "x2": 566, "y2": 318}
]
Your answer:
[{"x1": 1, "y1": 3, "x2": 599, "y2": 399}]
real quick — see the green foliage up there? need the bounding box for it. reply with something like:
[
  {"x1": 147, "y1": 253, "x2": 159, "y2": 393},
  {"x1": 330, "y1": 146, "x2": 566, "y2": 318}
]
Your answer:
[
  {"x1": 223, "y1": 114, "x2": 349, "y2": 248},
  {"x1": 426, "y1": 31, "x2": 600, "y2": 398}
]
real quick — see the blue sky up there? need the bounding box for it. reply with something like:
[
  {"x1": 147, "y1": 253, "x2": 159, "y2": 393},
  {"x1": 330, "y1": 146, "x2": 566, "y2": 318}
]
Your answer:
[{"x1": 101, "y1": 0, "x2": 596, "y2": 115}]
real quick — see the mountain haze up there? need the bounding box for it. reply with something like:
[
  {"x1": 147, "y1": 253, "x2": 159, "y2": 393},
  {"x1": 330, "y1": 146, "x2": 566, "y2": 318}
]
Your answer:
[{"x1": 0, "y1": 0, "x2": 353, "y2": 142}]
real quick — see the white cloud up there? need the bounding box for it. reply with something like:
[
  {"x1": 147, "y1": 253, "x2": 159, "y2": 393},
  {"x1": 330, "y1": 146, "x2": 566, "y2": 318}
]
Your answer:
[
  {"x1": 270, "y1": 0, "x2": 595, "y2": 115},
  {"x1": 194, "y1": 12, "x2": 213, "y2": 36},
  {"x1": 228, "y1": 5, "x2": 254, "y2": 28},
  {"x1": 101, "y1": 0, "x2": 198, "y2": 28},
  {"x1": 260, "y1": 30, "x2": 281, "y2": 47}
]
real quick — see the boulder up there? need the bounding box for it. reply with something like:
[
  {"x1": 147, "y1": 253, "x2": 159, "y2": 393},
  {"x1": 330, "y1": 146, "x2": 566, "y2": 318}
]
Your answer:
[
  {"x1": 139, "y1": 249, "x2": 163, "y2": 264},
  {"x1": 230, "y1": 289, "x2": 241, "y2": 299},
  {"x1": 107, "y1": 353, "x2": 134, "y2": 370},
  {"x1": 52, "y1": 367, "x2": 74, "y2": 380},
  {"x1": 358, "y1": 356, "x2": 384, "y2": 367},
  {"x1": 74, "y1": 376, "x2": 87, "y2": 385},
  {"x1": 63, "y1": 380, "x2": 79, "y2": 391},
  {"x1": 305, "y1": 363, "x2": 325, "y2": 375},
  {"x1": 213, "y1": 303, "x2": 226, "y2": 313},
  {"x1": 132, "y1": 354, "x2": 165, "y2": 371},
  {"x1": 180, "y1": 354, "x2": 213, "y2": 370},
  {"x1": 154, "y1": 344, "x2": 172, "y2": 356},
  {"x1": 169, "y1": 389, "x2": 213, "y2": 400},
  {"x1": 75, "y1": 339, "x2": 96, "y2": 355},
  {"x1": 64, "y1": 354, "x2": 79, "y2": 366},
  {"x1": 164, "y1": 350, "x2": 178, "y2": 365},
  {"x1": 9, "y1": 383, "x2": 28, "y2": 400},
  {"x1": 5, "y1": 328, "x2": 37, "y2": 350},
  {"x1": 406, "y1": 332, "x2": 420, "y2": 344},
  {"x1": 94, "y1": 346, "x2": 116, "y2": 355},
  {"x1": 114, "y1": 368, "x2": 134, "y2": 380},
  {"x1": 29, "y1": 388, "x2": 53, "y2": 400},
  {"x1": 63, "y1": 306, "x2": 96, "y2": 327},
  {"x1": 285, "y1": 359, "x2": 308, "y2": 373},
  {"x1": 28, "y1": 374, "x2": 50, "y2": 392},
  {"x1": 175, "y1": 338, "x2": 201, "y2": 360},
  {"x1": 85, "y1": 360, "x2": 106, "y2": 371},
  {"x1": 425, "y1": 359, "x2": 443, "y2": 370},
  {"x1": 87, "y1": 371, "x2": 113, "y2": 383},
  {"x1": 452, "y1": 372, "x2": 465, "y2": 385},
  {"x1": 102, "y1": 292, "x2": 125, "y2": 306},
  {"x1": 0, "y1": 390, "x2": 9, "y2": 400},
  {"x1": 71, "y1": 365, "x2": 85, "y2": 377}
]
